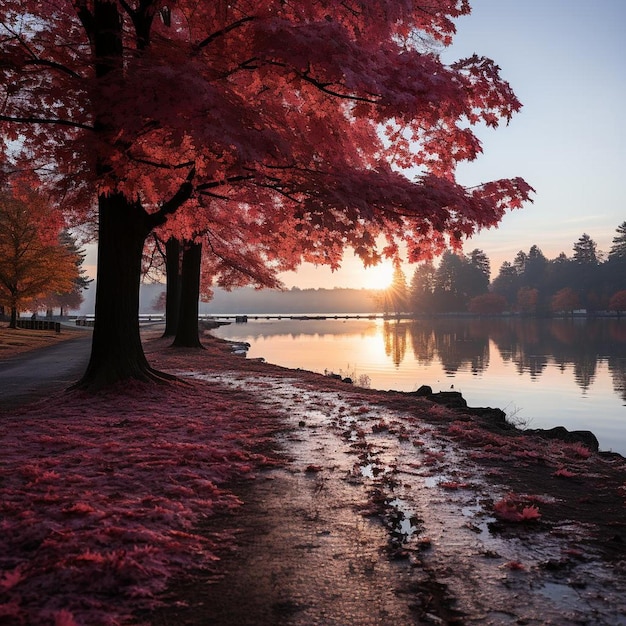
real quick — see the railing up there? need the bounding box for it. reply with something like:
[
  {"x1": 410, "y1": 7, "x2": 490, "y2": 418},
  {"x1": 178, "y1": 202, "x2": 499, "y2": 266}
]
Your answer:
[
  {"x1": 75, "y1": 318, "x2": 95, "y2": 327},
  {"x1": 16, "y1": 320, "x2": 61, "y2": 333}
]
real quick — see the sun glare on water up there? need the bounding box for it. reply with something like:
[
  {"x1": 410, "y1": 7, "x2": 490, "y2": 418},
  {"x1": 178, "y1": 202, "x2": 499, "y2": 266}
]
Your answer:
[{"x1": 362, "y1": 261, "x2": 394, "y2": 290}]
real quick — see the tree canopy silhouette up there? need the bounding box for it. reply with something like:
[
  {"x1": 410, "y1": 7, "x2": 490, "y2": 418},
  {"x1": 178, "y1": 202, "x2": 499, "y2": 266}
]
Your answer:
[{"x1": 0, "y1": 1, "x2": 532, "y2": 388}]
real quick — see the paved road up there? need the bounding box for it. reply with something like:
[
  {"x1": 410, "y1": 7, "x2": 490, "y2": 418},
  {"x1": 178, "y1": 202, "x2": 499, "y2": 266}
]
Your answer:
[{"x1": 0, "y1": 331, "x2": 92, "y2": 411}]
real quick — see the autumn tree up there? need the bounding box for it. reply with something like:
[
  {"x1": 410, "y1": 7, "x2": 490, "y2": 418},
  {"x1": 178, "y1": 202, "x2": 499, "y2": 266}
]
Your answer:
[
  {"x1": 0, "y1": 189, "x2": 79, "y2": 327},
  {"x1": 551, "y1": 287, "x2": 580, "y2": 316},
  {"x1": 0, "y1": 1, "x2": 532, "y2": 388},
  {"x1": 35, "y1": 231, "x2": 91, "y2": 316},
  {"x1": 468, "y1": 292, "x2": 506, "y2": 315},
  {"x1": 608, "y1": 290, "x2": 626, "y2": 317},
  {"x1": 516, "y1": 287, "x2": 538, "y2": 316}
]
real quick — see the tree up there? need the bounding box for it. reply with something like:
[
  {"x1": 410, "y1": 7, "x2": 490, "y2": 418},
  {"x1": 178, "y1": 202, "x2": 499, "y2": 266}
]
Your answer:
[
  {"x1": 609, "y1": 222, "x2": 626, "y2": 261},
  {"x1": 467, "y1": 248, "x2": 490, "y2": 282},
  {"x1": 410, "y1": 261, "x2": 436, "y2": 314},
  {"x1": 433, "y1": 250, "x2": 466, "y2": 312},
  {"x1": 0, "y1": 1, "x2": 532, "y2": 388},
  {"x1": 513, "y1": 250, "x2": 528, "y2": 276},
  {"x1": 464, "y1": 248, "x2": 490, "y2": 296},
  {"x1": 36, "y1": 231, "x2": 91, "y2": 316},
  {"x1": 384, "y1": 263, "x2": 409, "y2": 315},
  {"x1": 491, "y1": 261, "x2": 518, "y2": 306},
  {"x1": 468, "y1": 292, "x2": 507, "y2": 315},
  {"x1": 573, "y1": 233, "x2": 599, "y2": 266},
  {"x1": 572, "y1": 234, "x2": 600, "y2": 310},
  {"x1": 516, "y1": 287, "x2": 538, "y2": 315},
  {"x1": 608, "y1": 290, "x2": 626, "y2": 317},
  {"x1": 0, "y1": 189, "x2": 79, "y2": 327},
  {"x1": 551, "y1": 287, "x2": 580, "y2": 316}
]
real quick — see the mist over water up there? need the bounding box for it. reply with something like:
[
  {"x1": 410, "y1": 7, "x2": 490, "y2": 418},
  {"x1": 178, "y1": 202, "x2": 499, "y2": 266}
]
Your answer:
[{"x1": 212, "y1": 317, "x2": 626, "y2": 456}]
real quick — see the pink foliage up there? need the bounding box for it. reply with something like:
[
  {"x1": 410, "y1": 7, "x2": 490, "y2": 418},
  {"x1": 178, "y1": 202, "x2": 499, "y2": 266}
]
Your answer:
[
  {"x1": 439, "y1": 481, "x2": 469, "y2": 490},
  {"x1": 566, "y1": 443, "x2": 592, "y2": 459},
  {"x1": 55, "y1": 609, "x2": 79, "y2": 626},
  {"x1": 0, "y1": 372, "x2": 280, "y2": 625},
  {"x1": 493, "y1": 496, "x2": 541, "y2": 523},
  {"x1": 553, "y1": 467, "x2": 577, "y2": 478}
]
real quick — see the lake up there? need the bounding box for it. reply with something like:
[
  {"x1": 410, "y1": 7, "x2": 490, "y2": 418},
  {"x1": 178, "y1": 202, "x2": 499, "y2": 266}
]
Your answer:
[{"x1": 211, "y1": 316, "x2": 626, "y2": 456}]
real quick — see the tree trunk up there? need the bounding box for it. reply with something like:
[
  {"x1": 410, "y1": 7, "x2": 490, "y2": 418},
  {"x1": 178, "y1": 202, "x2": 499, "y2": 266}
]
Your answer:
[
  {"x1": 172, "y1": 240, "x2": 203, "y2": 348},
  {"x1": 9, "y1": 305, "x2": 17, "y2": 329},
  {"x1": 75, "y1": 193, "x2": 176, "y2": 389},
  {"x1": 162, "y1": 237, "x2": 182, "y2": 337}
]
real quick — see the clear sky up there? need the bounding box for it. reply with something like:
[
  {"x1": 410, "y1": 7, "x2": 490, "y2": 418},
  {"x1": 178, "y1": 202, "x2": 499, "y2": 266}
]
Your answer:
[{"x1": 279, "y1": 0, "x2": 626, "y2": 289}]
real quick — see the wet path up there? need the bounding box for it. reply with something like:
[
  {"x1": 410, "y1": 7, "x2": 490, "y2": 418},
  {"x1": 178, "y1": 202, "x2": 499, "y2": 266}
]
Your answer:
[{"x1": 182, "y1": 371, "x2": 626, "y2": 625}]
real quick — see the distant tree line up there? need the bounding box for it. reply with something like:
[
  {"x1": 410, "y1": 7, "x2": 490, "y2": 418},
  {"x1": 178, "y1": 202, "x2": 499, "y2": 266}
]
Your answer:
[{"x1": 403, "y1": 222, "x2": 626, "y2": 316}]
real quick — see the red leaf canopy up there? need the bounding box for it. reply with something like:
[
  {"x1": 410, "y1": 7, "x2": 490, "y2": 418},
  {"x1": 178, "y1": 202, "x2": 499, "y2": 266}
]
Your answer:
[{"x1": 0, "y1": 1, "x2": 533, "y2": 283}]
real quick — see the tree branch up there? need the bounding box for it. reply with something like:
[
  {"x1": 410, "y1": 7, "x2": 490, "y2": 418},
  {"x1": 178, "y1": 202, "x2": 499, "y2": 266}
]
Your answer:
[
  {"x1": 0, "y1": 114, "x2": 93, "y2": 131},
  {"x1": 265, "y1": 60, "x2": 379, "y2": 104},
  {"x1": 195, "y1": 174, "x2": 254, "y2": 191},
  {"x1": 128, "y1": 155, "x2": 195, "y2": 170},
  {"x1": 149, "y1": 166, "x2": 196, "y2": 227},
  {"x1": 24, "y1": 58, "x2": 82, "y2": 79},
  {"x1": 197, "y1": 16, "x2": 255, "y2": 49}
]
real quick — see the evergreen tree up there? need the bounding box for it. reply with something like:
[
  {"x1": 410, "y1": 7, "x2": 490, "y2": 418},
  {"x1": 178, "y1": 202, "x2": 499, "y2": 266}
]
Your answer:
[
  {"x1": 467, "y1": 248, "x2": 491, "y2": 282},
  {"x1": 572, "y1": 234, "x2": 600, "y2": 310},
  {"x1": 573, "y1": 233, "x2": 599, "y2": 265},
  {"x1": 513, "y1": 250, "x2": 528, "y2": 275},
  {"x1": 609, "y1": 222, "x2": 626, "y2": 261},
  {"x1": 385, "y1": 263, "x2": 409, "y2": 315},
  {"x1": 491, "y1": 261, "x2": 518, "y2": 306},
  {"x1": 409, "y1": 261, "x2": 436, "y2": 314}
]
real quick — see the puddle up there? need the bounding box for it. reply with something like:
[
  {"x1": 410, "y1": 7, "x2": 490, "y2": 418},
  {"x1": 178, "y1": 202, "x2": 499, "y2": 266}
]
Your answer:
[{"x1": 181, "y1": 371, "x2": 626, "y2": 625}]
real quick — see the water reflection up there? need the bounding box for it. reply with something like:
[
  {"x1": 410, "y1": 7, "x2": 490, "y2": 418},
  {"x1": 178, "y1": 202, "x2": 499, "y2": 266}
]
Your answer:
[
  {"x1": 212, "y1": 317, "x2": 626, "y2": 453},
  {"x1": 384, "y1": 318, "x2": 626, "y2": 399},
  {"x1": 383, "y1": 321, "x2": 407, "y2": 367}
]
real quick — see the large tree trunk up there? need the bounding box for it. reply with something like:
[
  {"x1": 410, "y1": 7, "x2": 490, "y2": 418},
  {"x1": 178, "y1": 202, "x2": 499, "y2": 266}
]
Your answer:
[
  {"x1": 172, "y1": 240, "x2": 203, "y2": 348},
  {"x1": 75, "y1": 194, "x2": 176, "y2": 389},
  {"x1": 162, "y1": 237, "x2": 182, "y2": 337}
]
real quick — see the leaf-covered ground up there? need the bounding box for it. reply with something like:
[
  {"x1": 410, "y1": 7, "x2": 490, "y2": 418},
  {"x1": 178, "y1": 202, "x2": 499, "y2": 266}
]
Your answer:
[{"x1": 1, "y1": 331, "x2": 625, "y2": 624}]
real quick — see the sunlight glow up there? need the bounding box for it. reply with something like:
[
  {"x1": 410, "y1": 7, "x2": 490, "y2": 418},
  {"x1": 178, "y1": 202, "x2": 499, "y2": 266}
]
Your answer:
[{"x1": 362, "y1": 261, "x2": 395, "y2": 290}]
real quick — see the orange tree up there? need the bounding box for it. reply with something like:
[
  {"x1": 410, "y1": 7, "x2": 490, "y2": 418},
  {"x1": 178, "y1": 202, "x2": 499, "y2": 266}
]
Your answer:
[
  {"x1": 0, "y1": 1, "x2": 532, "y2": 388},
  {"x1": 609, "y1": 290, "x2": 626, "y2": 317},
  {"x1": 0, "y1": 189, "x2": 80, "y2": 327},
  {"x1": 551, "y1": 287, "x2": 580, "y2": 316},
  {"x1": 468, "y1": 292, "x2": 507, "y2": 315}
]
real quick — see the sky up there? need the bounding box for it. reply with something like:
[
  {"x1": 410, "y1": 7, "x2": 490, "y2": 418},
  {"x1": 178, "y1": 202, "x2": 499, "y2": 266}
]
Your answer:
[{"x1": 278, "y1": 0, "x2": 626, "y2": 289}]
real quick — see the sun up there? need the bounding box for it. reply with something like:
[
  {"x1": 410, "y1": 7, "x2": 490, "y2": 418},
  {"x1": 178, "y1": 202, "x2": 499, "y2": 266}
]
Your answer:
[{"x1": 363, "y1": 261, "x2": 395, "y2": 290}]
